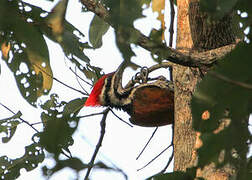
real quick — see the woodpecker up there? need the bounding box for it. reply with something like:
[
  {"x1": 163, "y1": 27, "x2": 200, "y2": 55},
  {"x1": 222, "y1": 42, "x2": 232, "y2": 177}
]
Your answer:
[{"x1": 84, "y1": 63, "x2": 174, "y2": 127}]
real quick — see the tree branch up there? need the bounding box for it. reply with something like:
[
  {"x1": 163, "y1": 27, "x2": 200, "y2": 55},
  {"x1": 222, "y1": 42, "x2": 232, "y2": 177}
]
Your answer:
[
  {"x1": 80, "y1": 0, "x2": 236, "y2": 68},
  {"x1": 84, "y1": 108, "x2": 109, "y2": 180}
]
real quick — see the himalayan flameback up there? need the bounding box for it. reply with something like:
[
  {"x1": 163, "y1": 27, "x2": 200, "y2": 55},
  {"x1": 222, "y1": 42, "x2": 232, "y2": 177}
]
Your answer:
[{"x1": 84, "y1": 63, "x2": 174, "y2": 127}]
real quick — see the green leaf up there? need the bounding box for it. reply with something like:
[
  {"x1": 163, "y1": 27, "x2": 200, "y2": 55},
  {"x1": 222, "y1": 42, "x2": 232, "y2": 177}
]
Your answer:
[
  {"x1": 149, "y1": 29, "x2": 164, "y2": 63},
  {"x1": 43, "y1": 157, "x2": 88, "y2": 177},
  {"x1": 0, "y1": 143, "x2": 45, "y2": 179},
  {"x1": 0, "y1": 111, "x2": 21, "y2": 143},
  {"x1": 45, "y1": 0, "x2": 69, "y2": 42},
  {"x1": 43, "y1": 0, "x2": 91, "y2": 63},
  {"x1": 11, "y1": 27, "x2": 52, "y2": 106},
  {"x1": 89, "y1": 15, "x2": 110, "y2": 48},
  {"x1": 40, "y1": 113, "x2": 74, "y2": 156},
  {"x1": 237, "y1": 0, "x2": 252, "y2": 16},
  {"x1": 104, "y1": 0, "x2": 143, "y2": 28},
  {"x1": 191, "y1": 42, "x2": 252, "y2": 168},
  {"x1": 43, "y1": 159, "x2": 123, "y2": 178},
  {"x1": 115, "y1": 27, "x2": 139, "y2": 61},
  {"x1": 102, "y1": 0, "x2": 143, "y2": 61},
  {"x1": 148, "y1": 171, "x2": 194, "y2": 180},
  {"x1": 39, "y1": 96, "x2": 80, "y2": 157},
  {"x1": 192, "y1": 43, "x2": 252, "y2": 132},
  {"x1": 200, "y1": 0, "x2": 238, "y2": 19},
  {"x1": 82, "y1": 64, "x2": 103, "y2": 83},
  {"x1": 63, "y1": 97, "x2": 86, "y2": 116},
  {"x1": 1, "y1": 2, "x2": 53, "y2": 106},
  {"x1": 60, "y1": 27, "x2": 91, "y2": 63},
  {"x1": 19, "y1": 1, "x2": 91, "y2": 64}
]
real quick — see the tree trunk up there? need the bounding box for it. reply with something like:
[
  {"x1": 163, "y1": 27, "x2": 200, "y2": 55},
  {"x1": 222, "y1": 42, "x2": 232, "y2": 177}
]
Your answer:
[{"x1": 173, "y1": 0, "x2": 236, "y2": 179}]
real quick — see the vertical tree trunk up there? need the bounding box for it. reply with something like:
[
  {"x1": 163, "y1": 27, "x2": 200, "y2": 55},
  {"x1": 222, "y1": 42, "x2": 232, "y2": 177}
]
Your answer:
[
  {"x1": 173, "y1": 0, "x2": 199, "y2": 172},
  {"x1": 173, "y1": 0, "x2": 236, "y2": 179}
]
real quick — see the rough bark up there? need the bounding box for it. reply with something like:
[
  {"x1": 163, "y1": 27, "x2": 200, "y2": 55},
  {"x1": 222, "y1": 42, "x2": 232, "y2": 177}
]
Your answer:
[
  {"x1": 189, "y1": 2, "x2": 236, "y2": 50},
  {"x1": 173, "y1": 0, "x2": 199, "y2": 172},
  {"x1": 173, "y1": 0, "x2": 237, "y2": 179}
]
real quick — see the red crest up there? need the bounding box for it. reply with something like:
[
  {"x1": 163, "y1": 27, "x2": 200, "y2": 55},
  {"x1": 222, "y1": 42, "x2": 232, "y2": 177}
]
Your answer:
[{"x1": 84, "y1": 72, "x2": 115, "y2": 106}]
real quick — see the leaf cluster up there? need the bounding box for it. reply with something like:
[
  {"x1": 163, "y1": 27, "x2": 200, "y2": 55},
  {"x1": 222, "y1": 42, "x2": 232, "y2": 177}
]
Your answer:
[
  {"x1": 0, "y1": 0, "x2": 102, "y2": 106},
  {"x1": 191, "y1": 43, "x2": 252, "y2": 179},
  {"x1": 0, "y1": 143, "x2": 44, "y2": 179}
]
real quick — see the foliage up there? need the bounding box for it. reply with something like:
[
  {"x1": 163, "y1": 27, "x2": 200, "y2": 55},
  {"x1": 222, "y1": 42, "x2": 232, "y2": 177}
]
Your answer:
[
  {"x1": 0, "y1": 0, "x2": 101, "y2": 106},
  {"x1": 190, "y1": 0, "x2": 252, "y2": 180},
  {"x1": 152, "y1": 0, "x2": 166, "y2": 40},
  {"x1": 0, "y1": 143, "x2": 45, "y2": 179},
  {"x1": 0, "y1": 111, "x2": 21, "y2": 143},
  {"x1": 191, "y1": 43, "x2": 252, "y2": 179},
  {"x1": 39, "y1": 94, "x2": 83, "y2": 156},
  {"x1": 89, "y1": 15, "x2": 110, "y2": 48},
  {"x1": 148, "y1": 168, "x2": 197, "y2": 180},
  {"x1": 0, "y1": 0, "x2": 252, "y2": 179},
  {"x1": 102, "y1": 0, "x2": 144, "y2": 61}
]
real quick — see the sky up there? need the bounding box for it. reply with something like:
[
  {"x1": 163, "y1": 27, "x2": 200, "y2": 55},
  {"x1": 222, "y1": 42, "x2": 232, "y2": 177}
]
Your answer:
[{"x1": 0, "y1": 0, "x2": 177, "y2": 180}]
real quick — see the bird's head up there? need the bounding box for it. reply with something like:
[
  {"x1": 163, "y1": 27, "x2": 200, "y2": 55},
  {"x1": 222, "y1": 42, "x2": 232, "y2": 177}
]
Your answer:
[{"x1": 84, "y1": 72, "x2": 115, "y2": 106}]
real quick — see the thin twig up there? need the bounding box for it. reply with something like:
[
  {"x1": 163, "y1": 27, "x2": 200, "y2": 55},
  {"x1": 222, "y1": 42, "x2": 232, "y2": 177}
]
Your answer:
[
  {"x1": 138, "y1": 124, "x2": 174, "y2": 173},
  {"x1": 73, "y1": 66, "x2": 90, "y2": 95},
  {"x1": 136, "y1": 127, "x2": 158, "y2": 160},
  {"x1": 168, "y1": 0, "x2": 175, "y2": 47},
  {"x1": 160, "y1": 148, "x2": 174, "y2": 174},
  {"x1": 0, "y1": 102, "x2": 39, "y2": 133},
  {"x1": 77, "y1": 111, "x2": 105, "y2": 119},
  {"x1": 80, "y1": 134, "x2": 128, "y2": 179},
  {"x1": 137, "y1": 143, "x2": 173, "y2": 171},
  {"x1": 81, "y1": 134, "x2": 128, "y2": 179},
  {"x1": 159, "y1": 123, "x2": 174, "y2": 174},
  {"x1": 84, "y1": 108, "x2": 109, "y2": 180},
  {"x1": 69, "y1": 66, "x2": 93, "y2": 87},
  {"x1": 109, "y1": 108, "x2": 133, "y2": 127},
  {"x1": 31, "y1": 121, "x2": 42, "y2": 126},
  {"x1": 32, "y1": 63, "x2": 88, "y2": 96},
  {"x1": 209, "y1": 71, "x2": 252, "y2": 90}
]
